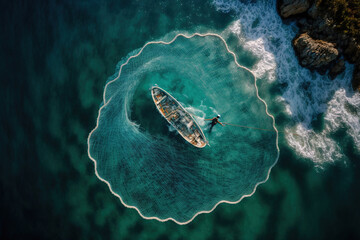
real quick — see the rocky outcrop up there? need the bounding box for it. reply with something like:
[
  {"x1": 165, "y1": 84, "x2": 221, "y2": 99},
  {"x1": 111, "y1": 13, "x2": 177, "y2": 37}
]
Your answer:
[
  {"x1": 329, "y1": 59, "x2": 346, "y2": 79},
  {"x1": 344, "y1": 39, "x2": 360, "y2": 64},
  {"x1": 293, "y1": 33, "x2": 338, "y2": 70},
  {"x1": 279, "y1": 0, "x2": 310, "y2": 18},
  {"x1": 277, "y1": 0, "x2": 360, "y2": 90},
  {"x1": 307, "y1": 3, "x2": 319, "y2": 19}
]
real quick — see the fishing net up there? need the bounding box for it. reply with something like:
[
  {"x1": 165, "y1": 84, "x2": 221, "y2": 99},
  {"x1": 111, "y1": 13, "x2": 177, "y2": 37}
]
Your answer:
[{"x1": 88, "y1": 33, "x2": 279, "y2": 224}]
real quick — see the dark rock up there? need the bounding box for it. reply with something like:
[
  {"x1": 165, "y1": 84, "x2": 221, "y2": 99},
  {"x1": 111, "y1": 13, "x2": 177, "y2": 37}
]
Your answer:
[
  {"x1": 293, "y1": 33, "x2": 339, "y2": 70},
  {"x1": 298, "y1": 18, "x2": 308, "y2": 27},
  {"x1": 309, "y1": 18, "x2": 337, "y2": 41},
  {"x1": 329, "y1": 59, "x2": 346, "y2": 79},
  {"x1": 280, "y1": 0, "x2": 310, "y2": 18},
  {"x1": 344, "y1": 39, "x2": 360, "y2": 64},
  {"x1": 307, "y1": 3, "x2": 319, "y2": 19},
  {"x1": 276, "y1": 0, "x2": 360, "y2": 91}
]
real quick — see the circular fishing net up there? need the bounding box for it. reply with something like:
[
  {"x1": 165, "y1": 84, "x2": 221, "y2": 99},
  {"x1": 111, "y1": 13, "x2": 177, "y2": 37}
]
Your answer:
[{"x1": 88, "y1": 33, "x2": 279, "y2": 224}]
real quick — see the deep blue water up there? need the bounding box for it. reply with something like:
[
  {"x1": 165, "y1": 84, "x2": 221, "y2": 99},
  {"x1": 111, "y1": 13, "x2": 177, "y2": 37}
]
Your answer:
[{"x1": 1, "y1": 0, "x2": 360, "y2": 239}]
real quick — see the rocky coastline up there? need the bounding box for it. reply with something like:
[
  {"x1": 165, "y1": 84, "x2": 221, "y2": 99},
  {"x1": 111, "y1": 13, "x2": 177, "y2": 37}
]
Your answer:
[{"x1": 277, "y1": 0, "x2": 360, "y2": 91}]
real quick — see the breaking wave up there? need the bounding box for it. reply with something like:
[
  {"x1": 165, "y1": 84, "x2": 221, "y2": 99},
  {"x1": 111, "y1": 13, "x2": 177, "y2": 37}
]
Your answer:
[{"x1": 214, "y1": 0, "x2": 360, "y2": 167}]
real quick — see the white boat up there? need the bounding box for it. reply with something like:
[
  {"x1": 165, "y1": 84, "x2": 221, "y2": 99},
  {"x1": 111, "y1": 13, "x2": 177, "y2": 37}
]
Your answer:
[{"x1": 151, "y1": 86, "x2": 208, "y2": 148}]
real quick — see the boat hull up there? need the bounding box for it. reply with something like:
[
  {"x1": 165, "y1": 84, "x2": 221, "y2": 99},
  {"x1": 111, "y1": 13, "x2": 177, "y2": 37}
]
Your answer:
[{"x1": 151, "y1": 86, "x2": 207, "y2": 148}]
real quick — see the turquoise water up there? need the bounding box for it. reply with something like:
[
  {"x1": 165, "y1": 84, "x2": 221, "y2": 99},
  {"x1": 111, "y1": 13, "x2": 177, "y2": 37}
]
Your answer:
[
  {"x1": 89, "y1": 35, "x2": 278, "y2": 223},
  {"x1": 2, "y1": 0, "x2": 360, "y2": 239}
]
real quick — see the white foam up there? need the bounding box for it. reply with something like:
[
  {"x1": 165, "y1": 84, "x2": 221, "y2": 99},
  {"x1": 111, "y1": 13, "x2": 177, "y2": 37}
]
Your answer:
[
  {"x1": 244, "y1": 38, "x2": 276, "y2": 81},
  {"x1": 277, "y1": 96, "x2": 293, "y2": 116},
  {"x1": 326, "y1": 89, "x2": 360, "y2": 149},
  {"x1": 214, "y1": 0, "x2": 360, "y2": 166},
  {"x1": 229, "y1": 20, "x2": 242, "y2": 37},
  {"x1": 286, "y1": 125, "x2": 343, "y2": 167},
  {"x1": 185, "y1": 105, "x2": 207, "y2": 126},
  {"x1": 168, "y1": 124, "x2": 177, "y2": 132}
]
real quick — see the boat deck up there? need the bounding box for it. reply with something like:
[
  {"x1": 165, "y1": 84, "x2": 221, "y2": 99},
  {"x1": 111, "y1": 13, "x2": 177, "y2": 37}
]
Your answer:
[{"x1": 151, "y1": 86, "x2": 207, "y2": 148}]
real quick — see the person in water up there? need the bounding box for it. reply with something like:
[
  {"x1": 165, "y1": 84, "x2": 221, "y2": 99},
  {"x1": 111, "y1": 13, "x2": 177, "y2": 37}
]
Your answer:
[{"x1": 205, "y1": 115, "x2": 224, "y2": 133}]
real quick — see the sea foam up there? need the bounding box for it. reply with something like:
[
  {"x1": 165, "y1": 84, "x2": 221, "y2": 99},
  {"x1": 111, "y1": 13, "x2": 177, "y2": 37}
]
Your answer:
[{"x1": 213, "y1": 0, "x2": 360, "y2": 166}]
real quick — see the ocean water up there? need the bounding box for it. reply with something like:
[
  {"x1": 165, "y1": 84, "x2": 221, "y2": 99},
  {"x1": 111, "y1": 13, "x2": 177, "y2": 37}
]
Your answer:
[
  {"x1": 1, "y1": 0, "x2": 360, "y2": 239},
  {"x1": 88, "y1": 34, "x2": 279, "y2": 223}
]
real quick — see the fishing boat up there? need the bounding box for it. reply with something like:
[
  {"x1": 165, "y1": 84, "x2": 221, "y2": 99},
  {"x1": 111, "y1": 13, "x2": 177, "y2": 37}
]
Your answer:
[{"x1": 151, "y1": 86, "x2": 208, "y2": 148}]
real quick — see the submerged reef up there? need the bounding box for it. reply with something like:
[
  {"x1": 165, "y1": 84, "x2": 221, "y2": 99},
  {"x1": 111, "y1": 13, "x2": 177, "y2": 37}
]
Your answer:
[{"x1": 278, "y1": 0, "x2": 360, "y2": 91}]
